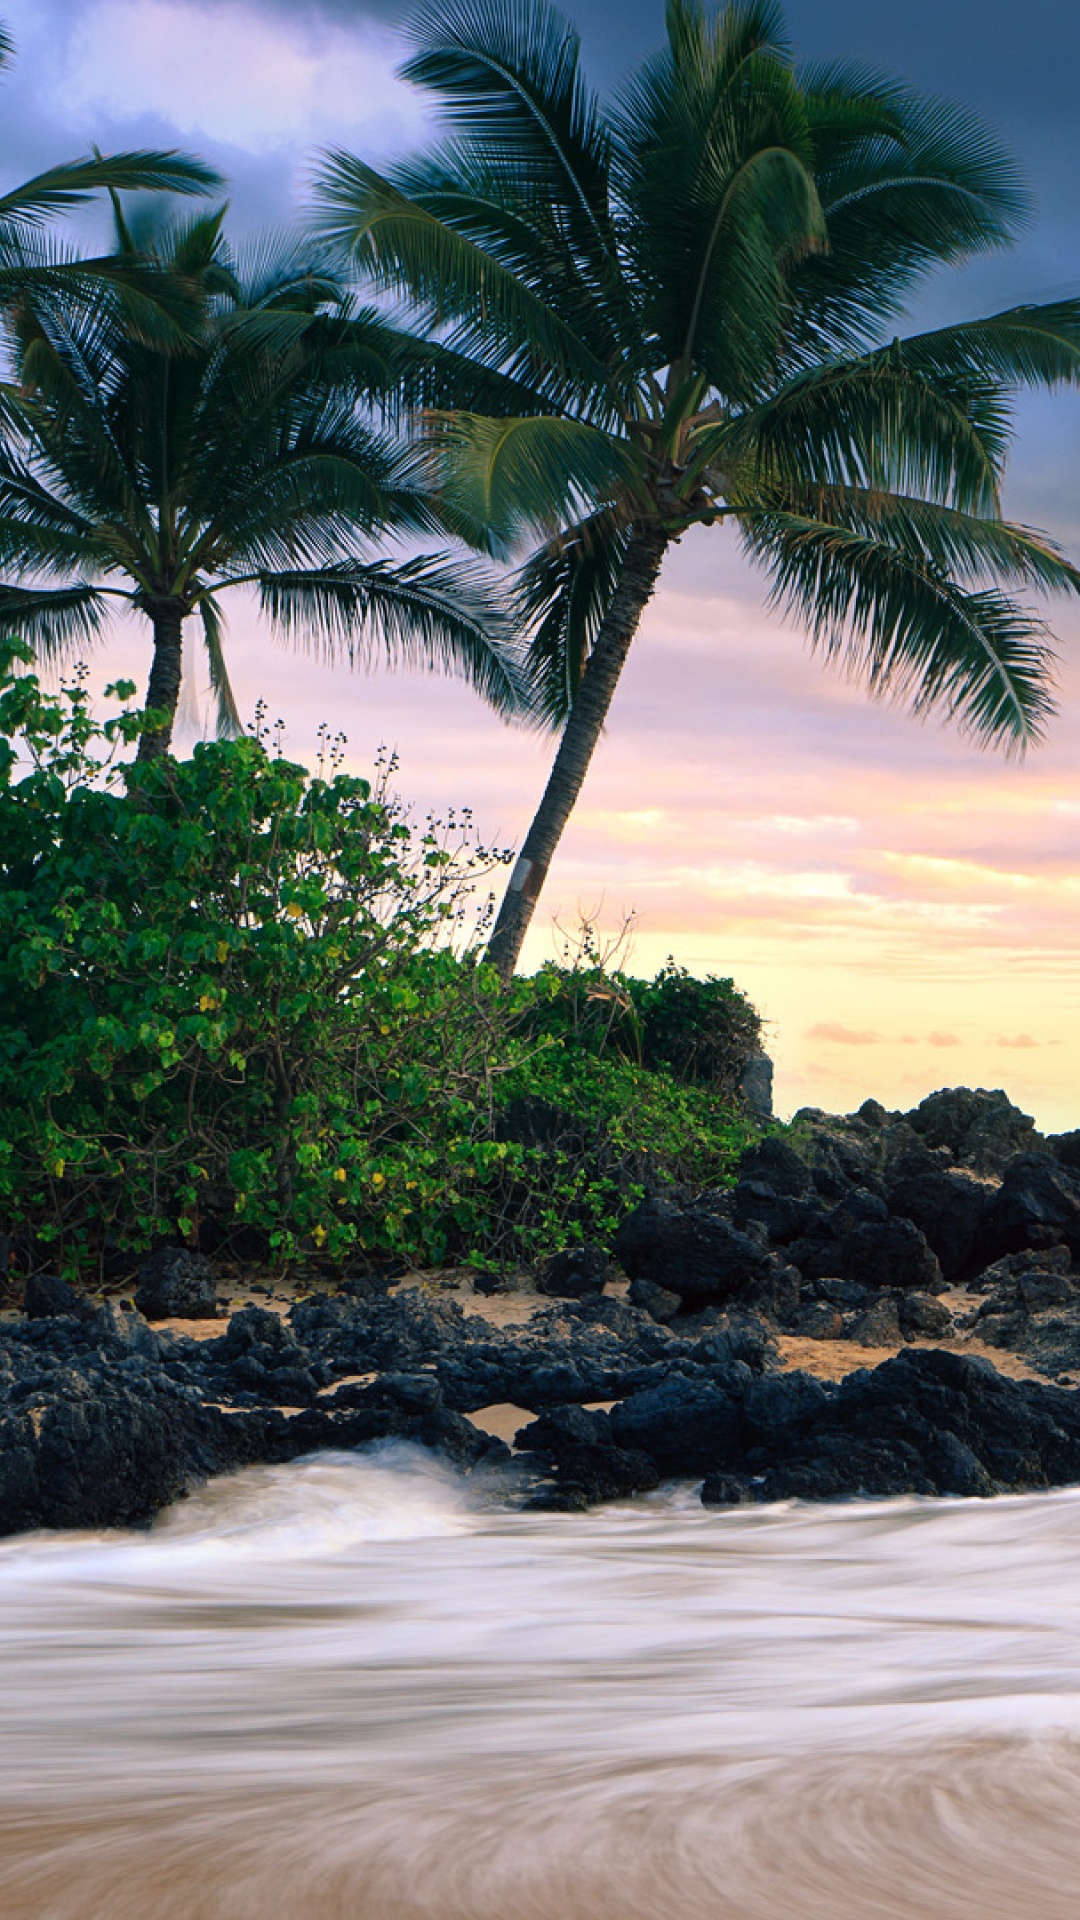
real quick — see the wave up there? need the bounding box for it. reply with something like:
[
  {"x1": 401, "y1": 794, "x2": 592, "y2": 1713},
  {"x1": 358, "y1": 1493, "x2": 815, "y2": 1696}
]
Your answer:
[{"x1": 2, "y1": 1450, "x2": 1080, "y2": 1916}]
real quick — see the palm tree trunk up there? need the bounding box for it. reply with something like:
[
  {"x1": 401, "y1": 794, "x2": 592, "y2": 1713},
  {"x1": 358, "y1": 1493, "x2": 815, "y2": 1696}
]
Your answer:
[
  {"x1": 137, "y1": 599, "x2": 186, "y2": 762},
  {"x1": 486, "y1": 524, "x2": 669, "y2": 983}
]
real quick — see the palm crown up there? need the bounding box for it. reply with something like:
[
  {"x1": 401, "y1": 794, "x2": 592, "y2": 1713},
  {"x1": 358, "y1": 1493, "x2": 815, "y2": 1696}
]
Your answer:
[
  {"x1": 0, "y1": 205, "x2": 524, "y2": 757},
  {"x1": 317, "y1": 0, "x2": 1080, "y2": 975}
]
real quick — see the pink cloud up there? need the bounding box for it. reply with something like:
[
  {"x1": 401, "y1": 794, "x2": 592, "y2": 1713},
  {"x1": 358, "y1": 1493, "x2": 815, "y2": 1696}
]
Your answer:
[
  {"x1": 996, "y1": 1033, "x2": 1040, "y2": 1050},
  {"x1": 806, "y1": 1022, "x2": 882, "y2": 1046},
  {"x1": 927, "y1": 1032, "x2": 962, "y2": 1049}
]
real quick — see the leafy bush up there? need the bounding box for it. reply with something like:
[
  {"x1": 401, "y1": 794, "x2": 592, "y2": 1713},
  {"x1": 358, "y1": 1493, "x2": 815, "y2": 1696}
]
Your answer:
[
  {"x1": 513, "y1": 956, "x2": 762, "y2": 1090},
  {"x1": 0, "y1": 649, "x2": 762, "y2": 1281},
  {"x1": 0, "y1": 648, "x2": 517, "y2": 1272}
]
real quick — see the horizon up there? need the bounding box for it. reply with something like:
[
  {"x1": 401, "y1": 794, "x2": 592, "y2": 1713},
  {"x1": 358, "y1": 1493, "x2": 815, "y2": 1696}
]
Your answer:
[{"x1": 4, "y1": 0, "x2": 1080, "y2": 1130}]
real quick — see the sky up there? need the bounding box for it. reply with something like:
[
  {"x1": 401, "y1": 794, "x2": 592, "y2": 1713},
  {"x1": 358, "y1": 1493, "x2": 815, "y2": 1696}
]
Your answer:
[{"x1": 4, "y1": 0, "x2": 1080, "y2": 1130}]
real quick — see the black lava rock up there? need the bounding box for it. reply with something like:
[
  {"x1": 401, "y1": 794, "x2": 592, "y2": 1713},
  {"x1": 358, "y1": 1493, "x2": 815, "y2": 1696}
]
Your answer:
[
  {"x1": 536, "y1": 1244, "x2": 611, "y2": 1300},
  {"x1": 888, "y1": 1167, "x2": 991, "y2": 1281},
  {"x1": 23, "y1": 1273, "x2": 90, "y2": 1320},
  {"x1": 627, "y1": 1276, "x2": 682, "y2": 1323},
  {"x1": 905, "y1": 1087, "x2": 1041, "y2": 1175},
  {"x1": 134, "y1": 1247, "x2": 219, "y2": 1320},
  {"x1": 616, "y1": 1197, "x2": 771, "y2": 1306},
  {"x1": 976, "y1": 1154, "x2": 1080, "y2": 1264},
  {"x1": 610, "y1": 1376, "x2": 743, "y2": 1475},
  {"x1": 898, "y1": 1292, "x2": 953, "y2": 1340},
  {"x1": 847, "y1": 1294, "x2": 903, "y2": 1347},
  {"x1": 839, "y1": 1217, "x2": 943, "y2": 1292}
]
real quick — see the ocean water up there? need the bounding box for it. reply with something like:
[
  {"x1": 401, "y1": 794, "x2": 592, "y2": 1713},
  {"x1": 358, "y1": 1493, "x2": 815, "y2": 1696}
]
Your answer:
[{"x1": 2, "y1": 1444, "x2": 1080, "y2": 1916}]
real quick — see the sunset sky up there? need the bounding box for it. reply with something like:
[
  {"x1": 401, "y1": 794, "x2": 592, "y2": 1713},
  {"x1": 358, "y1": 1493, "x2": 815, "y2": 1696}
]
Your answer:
[{"x1": 5, "y1": 0, "x2": 1080, "y2": 1130}]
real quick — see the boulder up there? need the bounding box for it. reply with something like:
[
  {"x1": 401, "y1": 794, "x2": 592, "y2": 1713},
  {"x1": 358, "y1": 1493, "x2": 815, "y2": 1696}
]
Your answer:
[
  {"x1": 786, "y1": 1111, "x2": 884, "y2": 1200},
  {"x1": 1046, "y1": 1129, "x2": 1080, "y2": 1174},
  {"x1": 740, "y1": 1370, "x2": 829, "y2": 1443},
  {"x1": 887, "y1": 1167, "x2": 991, "y2": 1281},
  {"x1": 700, "y1": 1472, "x2": 758, "y2": 1506},
  {"x1": 735, "y1": 1137, "x2": 815, "y2": 1198},
  {"x1": 742, "y1": 1262, "x2": 802, "y2": 1325},
  {"x1": 969, "y1": 1245, "x2": 1073, "y2": 1294},
  {"x1": 626, "y1": 1276, "x2": 682, "y2": 1323},
  {"x1": 610, "y1": 1376, "x2": 742, "y2": 1475},
  {"x1": 839, "y1": 1217, "x2": 943, "y2": 1292},
  {"x1": 898, "y1": 1292, "x2": 953, "y2": 1340},
  {"x1": 788, "y1": 1301, "x2": 843, "y2": 1339},
  {"x1": 23, "y1": 1272, "x2": 90, "y2": 1320},
  {"x1": 615, "y1": 1197, "x2": 770, "y2": 1306},
  {"x1": 514, "y1": 1402, "x2": 662, "y2": 1504},
  {"x1": 536, "y1": 1244, "x2": 610, "y2": 1300},
  {"x1": 815, "y1": 1275, "x2": 874, "y2": 1311},
  {"x1": 975, "y1": 1154, "x2": 1080, "y2": 1264},
  {"x1": 847, "y1": 1295, "x2": 903, "y2": 1347},
  {"x1": 738, "y1": 1050, "x2": 775, "y2": 1120},
  {"x1": 905, "y1": 1087, "x2": 1041, "y2": 1175},
  {"x1": 470, "y1": 1269, "x2": 516, "y2": 1297},
  {"x1": 134, "y1": 1247, "x2": 219, "y2": 1320},
  {"x1": 731, "y1": 1178, "x2": 822, "y2": 1245}
]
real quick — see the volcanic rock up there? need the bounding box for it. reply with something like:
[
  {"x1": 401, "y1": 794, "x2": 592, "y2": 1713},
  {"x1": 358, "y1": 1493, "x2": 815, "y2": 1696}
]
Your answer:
[
  {"x1": 134, "y1": 1247, "x2": 219, "y2": 1320},
  {"x1": 905, "y1": 1087, "x2": 1041, "y2": 1175},
  {"x1": 975, "y1": 1155, "x2": 1080, "y2": 1264},
  {"x1": 536, "y1": 1244, "x2": 611, "y2": 1300},
  {"x1": 615, "y1": 1196, "x2": 771, "y2": 1306}
]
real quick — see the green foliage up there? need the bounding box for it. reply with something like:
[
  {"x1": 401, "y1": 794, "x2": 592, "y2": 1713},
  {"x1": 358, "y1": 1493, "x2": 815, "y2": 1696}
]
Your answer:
[
  {"x1": 0, "y1": 648, "x2": 510, "y2": 1272},
  {"x1": 0, "y1": 657, "x2": 760, "y2": 1278},
  {"x1": 512, "y1": 955, "x2": 761, "y2": 1090}
]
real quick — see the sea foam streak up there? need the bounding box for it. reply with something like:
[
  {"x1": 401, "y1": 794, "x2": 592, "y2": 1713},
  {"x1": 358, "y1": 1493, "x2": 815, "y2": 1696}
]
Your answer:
[{"x1": 2, "y1": 1446, "x2": 1080, "y2": 1917}]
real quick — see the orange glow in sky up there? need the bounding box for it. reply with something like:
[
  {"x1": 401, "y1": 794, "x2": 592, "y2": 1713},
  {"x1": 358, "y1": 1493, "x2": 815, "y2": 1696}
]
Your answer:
[{"x1": 91, "y1": 520, "x2": 1080, "y2": 1136}]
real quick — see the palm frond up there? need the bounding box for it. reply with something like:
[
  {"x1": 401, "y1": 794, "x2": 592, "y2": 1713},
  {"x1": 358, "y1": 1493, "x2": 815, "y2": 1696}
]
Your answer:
[
  {"x1": 789, "y1": 68, "x2": 1029, "y2": 354},
  {"x1": 515, "y1": 508, "x2": 633, "y2": 723},
  {"x1": 403, "y1": 0, "x2": 616, "y2": 276},
  {"x1": 313, "y1": 152, "x2": 613, "y2": 411},
  {"x1": 426, "y1": 410, "x2": 643, "y2": 553},
  {"x1": 760, "y1": 485, "x2": 1080, "y2": 596},
  {"x1": 887, "y1": 302, "x2": 1080, "y2": 390},
  {"x1": 0, "y1": 580, "x2": 115, "y2": 656},
  {"x1": 251, "y1": 554, "x2": 530, "y2": 718},
  {"x1": 615, "y1": 0, "x2": 821, "y2": 388},
  {"x1": 198, "y1": 593, "x2": 242, "y2": 738},
  {"x1": 744, "y1": 508, "x2": 1055, "y2": 749},
  {"x1": 0, "y1": 152, "x2": 222, "y2": 230},
  {"x1": 698, "y1": 352, "x2": 1009, "y2": 513}
]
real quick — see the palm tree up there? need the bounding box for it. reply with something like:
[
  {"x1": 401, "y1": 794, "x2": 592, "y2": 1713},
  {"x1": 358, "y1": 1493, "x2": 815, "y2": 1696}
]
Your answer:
[
  {"x1": 0, "y1": 206, "x2": 524, "y2": 759},
  {"x1": 316, "y1": 0, "x2": 1080, "y2": 980}
]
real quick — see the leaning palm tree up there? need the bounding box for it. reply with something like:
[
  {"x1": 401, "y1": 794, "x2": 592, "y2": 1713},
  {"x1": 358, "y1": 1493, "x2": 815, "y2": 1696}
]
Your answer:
[
  {"x1": 317, "y1": 0, "x2": 1080, "y2": 979},
  {"x1": 0, "y1": 206, "x2": 523, "y2": 758}
]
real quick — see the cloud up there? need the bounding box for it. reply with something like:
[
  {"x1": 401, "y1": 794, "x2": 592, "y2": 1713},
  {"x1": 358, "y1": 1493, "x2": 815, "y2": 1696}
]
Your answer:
[
  {"x1": 996, "y1": 1033, "x2": 1040, "y2": 1049},
  {"x1": 806, "y1": 1022, "x2": 883, "y2": 1046},
  {"x1": 58, "y1": 0, "x2": 425, "y2": 152},
  {"x1": 927, "y1": 1031, "x2": 962, "y2": 1048}
]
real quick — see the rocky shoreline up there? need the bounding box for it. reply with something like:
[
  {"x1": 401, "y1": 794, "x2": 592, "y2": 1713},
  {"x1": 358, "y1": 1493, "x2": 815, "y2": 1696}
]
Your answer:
[{"x1": 7, "y1": 1085, "x2": 1080, "y2": 1533}]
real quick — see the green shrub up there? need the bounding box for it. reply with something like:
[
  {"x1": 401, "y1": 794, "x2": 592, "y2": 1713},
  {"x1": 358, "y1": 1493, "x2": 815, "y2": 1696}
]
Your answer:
[
  {"x1": 511, "y1": 956, "x2": 761, "y2": 1090},
  {"x1": 0, "y1": 648, "x2": 762, "y2": 1280},
  {"x1": 0, "y1": 647, "x2": 518, "y2": 1272}
]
